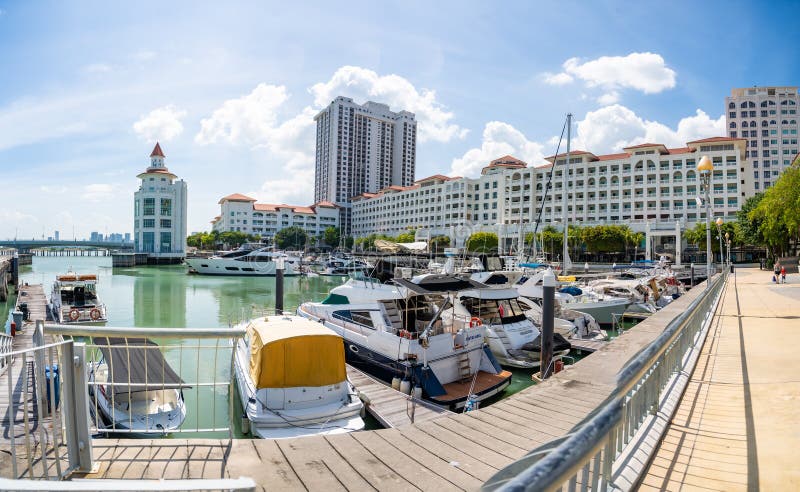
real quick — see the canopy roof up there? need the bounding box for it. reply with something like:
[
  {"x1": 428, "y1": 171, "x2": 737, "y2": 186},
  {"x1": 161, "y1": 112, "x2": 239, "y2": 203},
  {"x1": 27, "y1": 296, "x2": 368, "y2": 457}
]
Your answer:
[
  {"x1": 374, "y1": 239, "x2": 428, "y2": 253},
  {"x1": 57, "y1": 273, "x2": 97, "y2": 282},
  {"x1": 95, "y1": 338, "x2": 185, "y2": 397},
  {"x1": 247, "y1": 316, "x2": 346, "y2": 389}
]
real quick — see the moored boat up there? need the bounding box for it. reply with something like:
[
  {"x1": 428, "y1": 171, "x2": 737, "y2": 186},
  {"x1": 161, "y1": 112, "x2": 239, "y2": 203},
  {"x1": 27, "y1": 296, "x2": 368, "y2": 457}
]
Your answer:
[
  {"x1": 50, "y1": 272, "x2": 108, "y2": 323},
  {"x1": 185, "y1": 244, "x2": 300, "y2": 276}
]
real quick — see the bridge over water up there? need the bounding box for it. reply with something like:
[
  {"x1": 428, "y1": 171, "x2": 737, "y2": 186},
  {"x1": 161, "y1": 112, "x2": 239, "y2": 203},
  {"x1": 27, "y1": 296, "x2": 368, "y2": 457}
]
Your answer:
[{"x1": 0, "y1": 240, "x2": 134, "y2": 253}]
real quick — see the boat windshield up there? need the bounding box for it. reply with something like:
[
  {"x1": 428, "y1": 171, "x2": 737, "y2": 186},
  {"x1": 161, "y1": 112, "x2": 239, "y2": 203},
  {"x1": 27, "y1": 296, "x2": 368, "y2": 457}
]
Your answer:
[{"x1": 460, "y1": 297, "x2": 527, "y2": 325}]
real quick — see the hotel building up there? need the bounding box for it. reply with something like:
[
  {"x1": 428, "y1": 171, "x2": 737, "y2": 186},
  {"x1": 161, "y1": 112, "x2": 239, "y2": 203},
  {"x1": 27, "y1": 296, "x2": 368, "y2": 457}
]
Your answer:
[
  {"x1": 314, "y1": 96, "x2": 417, "y2": 234},
  {"x1": 351, "y1": 137, "x2": 754, "y2": 256},
  {"x1": 133, "y1": 143, "x2": 188, "y2": 263},
  {"x1": 725, "y1": 86, "x2": 799, "y2": 191},
  {"x1": 211, "y1": 194, "x2": 339, "y2": 241}
]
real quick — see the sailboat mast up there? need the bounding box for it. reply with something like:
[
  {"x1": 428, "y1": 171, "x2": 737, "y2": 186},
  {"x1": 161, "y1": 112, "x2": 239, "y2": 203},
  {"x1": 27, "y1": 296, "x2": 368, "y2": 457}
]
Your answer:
[{"x1": 562, "y1": 113, "x2": 572, "y2": 275}]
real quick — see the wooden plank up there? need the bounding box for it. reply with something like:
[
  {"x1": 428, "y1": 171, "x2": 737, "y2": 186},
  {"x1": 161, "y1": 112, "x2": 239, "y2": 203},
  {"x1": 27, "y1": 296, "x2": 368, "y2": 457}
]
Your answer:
[
  {"x1": 351, "y1": 430, "x2": 460, "y2": 491},
  {"x1": 276, "y1": 435, "x2": 374, "y2": 491},
  {"x1": 276, "y1": 439, "x2": 348, "y2": 491},
  {"x1": 226, "y1": 439, "x2": 305, "y2": 491},
  {"x1": 428, "y1": 418, "x2": 529, "y2": 460},
  {"x1": 398, "y1": 427, "x2": 499, "y2": 481},
  {"x1": 412, "y1": 421, "x2": 511, "y2": 469},
  {"x1": 325, "y1": 433, "x2": 416, "y2": 492},
  {"x1": 375, "y1": 428, "x2": 484, "y2": 490}
]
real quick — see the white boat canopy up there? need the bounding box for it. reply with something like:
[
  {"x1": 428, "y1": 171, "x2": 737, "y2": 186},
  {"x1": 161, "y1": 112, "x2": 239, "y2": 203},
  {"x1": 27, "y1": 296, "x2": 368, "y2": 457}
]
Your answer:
[{"x1": 374, "y1": 239, "x2": 429, "y2": 253}]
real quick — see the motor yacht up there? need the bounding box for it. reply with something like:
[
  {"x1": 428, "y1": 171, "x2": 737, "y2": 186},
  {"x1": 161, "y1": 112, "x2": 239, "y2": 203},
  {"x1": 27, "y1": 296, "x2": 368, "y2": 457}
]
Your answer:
[
  {"x1": 233, "y1": 315, "x2": 365, "y2": 439},
  {"x1": 298, "y1": 274, "x2": 512, "y2": 410},
  {"x1": 185, "y1": 244, "x2": 300, "y2": 276},
  {"x1": 50, "y1": 272, "x2": 108, "y2": 323}
]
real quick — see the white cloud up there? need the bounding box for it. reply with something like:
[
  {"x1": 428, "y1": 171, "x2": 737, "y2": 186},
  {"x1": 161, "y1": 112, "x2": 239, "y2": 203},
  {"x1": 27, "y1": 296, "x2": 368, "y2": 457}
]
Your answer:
[
  {"x1": 82, "y1": 183, "x2": 116, "y2": 202},
  {"x1": 544, "y1": 52, "x2": 676, "y2": 95},
  {"x1": 574, "y1": 104, "x2": 725, "y2": 153},
  {"x1": 133, "y1": 105, "x2": 187, "y2": 142},
  {"x1": 40, "y1": 185, "x2": 69, "y2": 194},
  {"x1": 309, "y1": 66, "x2": 467, "y2": 143},
  {"x1": 194, "y1": 84, "x2": 316, "y2": 169},
  {"x1": 597, "y1": 91, "x2": 620, "y2": 105},
  {"x1": 450, "y1": 121, "x2": 545, "y2": 177},
  {"x1": 85, "y1": 63, "x2": 112, "y2": 73},
  {"x1": 251, "y1": 167, "x2": 316, "y2": 206},
  {"x1": 541, "y1": 72, "x2": 574, "y2": 85},
  {"x1": 133, "y1": 50, "x2": 156, "y2": 61}
]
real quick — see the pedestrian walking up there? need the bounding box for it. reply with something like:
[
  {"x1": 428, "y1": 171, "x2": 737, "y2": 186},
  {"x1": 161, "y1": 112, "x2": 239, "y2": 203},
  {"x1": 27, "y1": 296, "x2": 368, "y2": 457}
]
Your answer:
[
  {"x1": 584, "y1": 262, "x2": 589, "y2": 274},
  {"x1": 781, "y1": 265, "x2": 786, "y2": 284}
]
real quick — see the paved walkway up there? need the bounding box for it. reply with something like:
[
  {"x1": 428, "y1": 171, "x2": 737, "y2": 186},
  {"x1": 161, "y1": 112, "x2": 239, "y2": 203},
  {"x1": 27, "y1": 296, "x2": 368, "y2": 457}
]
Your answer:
[{"x1": 640, "y1": 268, "x2": 800, "y2": 491}]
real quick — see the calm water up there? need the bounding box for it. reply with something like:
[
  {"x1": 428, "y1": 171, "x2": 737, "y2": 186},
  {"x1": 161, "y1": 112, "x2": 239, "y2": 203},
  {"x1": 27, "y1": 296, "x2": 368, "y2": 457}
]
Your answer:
[{"x1": 18, "y1": 256, "x2": 350, "y2": 437}]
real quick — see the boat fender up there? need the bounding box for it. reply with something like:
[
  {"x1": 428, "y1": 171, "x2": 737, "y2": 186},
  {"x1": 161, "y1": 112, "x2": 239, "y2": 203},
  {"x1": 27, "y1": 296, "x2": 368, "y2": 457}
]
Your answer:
[
  {"x1": 68, "y1": 309, "x2": 80, "y2": 322},
  {"x1": 89, "y1": 308, "x2": 101, "y2": 321},
  {"x1": 391, "y1": 377, "x2": 401, "y2": 390},
  {"x1": 412, "y1": 386, "x2": 423, "y2": 400},
  {"x1": 399, "y1": 380, "x2": 412, "y2": 395},
  {"x1": 241, "y1": 416, "x2": 251, "y2": 435},
  {"x1": 359, "y1": 392, "x2": 371, "y2": 406},
  {"x1": 469, "y1": 317, "x2": 482, "y2": 328}
]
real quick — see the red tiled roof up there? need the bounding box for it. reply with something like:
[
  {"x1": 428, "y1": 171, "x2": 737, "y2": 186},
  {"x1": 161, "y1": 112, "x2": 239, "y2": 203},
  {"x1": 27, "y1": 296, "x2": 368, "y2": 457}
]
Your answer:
[
  {"x1": 218, "y1": 193, "x2": 257, "y2": 204},
  {"x1": 150, "y1": 142, "x2": 165, "y2": 158},
  {"x1": 143, "y1": 168, "x2": 174, "y2": 174},
  {"x1": 414, "y1": 174, "x2": 454, "y2": 183},
  {"x1": 596, "y1": 152, "x2": 629, "y2": 161},
  {"x1": 623, "y1": 142, "x2": 662, "y2": 149},
  {"x1": 489, "y1": 155, "x2": 527, "y2": 167},
  {"x1": 667, "y1": 147, "x2": 695, "y2": 154},
  {"x1": 312, "y1": 200, "x2": 338, "y2": 208},
  {"x1": 686, "y1": 136, "x2": 746, "y2": 144},
  {"x1": 545, "y1": 150, "x2": 595, "y2": 161}
]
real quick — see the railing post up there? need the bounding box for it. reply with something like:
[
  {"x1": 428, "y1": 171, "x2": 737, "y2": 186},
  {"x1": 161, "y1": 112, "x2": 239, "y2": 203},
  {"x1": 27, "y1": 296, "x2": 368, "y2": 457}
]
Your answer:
[
  {"x1": 33, "y1": 320, "x2": 50, "y2": 417},
  {"x1": 62, "y1": 342, "x2": 94, "y2": 473}
]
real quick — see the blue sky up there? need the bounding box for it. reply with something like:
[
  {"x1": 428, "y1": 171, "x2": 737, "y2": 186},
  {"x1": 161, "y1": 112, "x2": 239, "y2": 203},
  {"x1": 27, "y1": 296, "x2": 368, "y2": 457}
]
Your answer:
[{"x1": 0, "y1": 0, "x2": 797, "y2": 238}]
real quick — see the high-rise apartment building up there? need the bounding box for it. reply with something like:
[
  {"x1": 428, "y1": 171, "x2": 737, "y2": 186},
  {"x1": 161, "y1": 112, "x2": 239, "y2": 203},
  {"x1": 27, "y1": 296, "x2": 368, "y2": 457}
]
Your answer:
[
  {"x1": 314, "y1": 96, "x2": 417, "y2": 234},
  {"x1": 725, "y1": 86, "x2": 799, "y2": 191}
]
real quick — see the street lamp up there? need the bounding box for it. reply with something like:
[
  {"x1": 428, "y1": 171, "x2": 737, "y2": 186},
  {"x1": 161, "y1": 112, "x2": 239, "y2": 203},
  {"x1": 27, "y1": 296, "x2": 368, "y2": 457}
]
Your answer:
[
  {"x1": 725, "y1": 232, "x2": 731, "y2": 266},
  {"x1": 697, "y1": 155, "x2": 714, "y2": 282},
  {"x1": 715, "y1": 217, "x2": 724, "y2": 268}
]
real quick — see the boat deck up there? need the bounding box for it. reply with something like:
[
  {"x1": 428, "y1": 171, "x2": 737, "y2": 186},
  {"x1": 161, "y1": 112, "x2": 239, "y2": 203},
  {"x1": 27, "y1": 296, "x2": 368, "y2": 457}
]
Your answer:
[
  {"x1": 429, "y1": 370, "x2": 513, "y2": 406},
  {"x1": 346, "y1": 365, "x2": 452, "y2": 428}
]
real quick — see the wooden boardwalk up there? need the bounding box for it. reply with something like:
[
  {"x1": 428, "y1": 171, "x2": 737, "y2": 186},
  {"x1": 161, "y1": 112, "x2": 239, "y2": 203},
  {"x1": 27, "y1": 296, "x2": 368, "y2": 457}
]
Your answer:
[
  {"x1": 640, "y1": 268, "x2": 800, "y2": 491},
  {"x1": 75, "y1": 282, "x2": 714, "y2": 490},
  {"x1": 568, "y1": 338, "x2": 607, "y2": 353},
  {"x1": 347, "y1": 365, "x2": 453, "y2": 428}
]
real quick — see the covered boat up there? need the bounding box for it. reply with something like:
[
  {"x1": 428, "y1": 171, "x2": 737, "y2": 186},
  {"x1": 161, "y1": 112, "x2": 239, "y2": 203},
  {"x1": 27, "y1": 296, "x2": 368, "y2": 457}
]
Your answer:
[
  {"x1": 50, "y1": 272, "x2": 108, "y2": 323},
  {"x1": 234, "y1": 315, "x2": 364, "y2": 439},
  {"x1": 88, "y1": 338, "x2": 187, "y2": 435}
]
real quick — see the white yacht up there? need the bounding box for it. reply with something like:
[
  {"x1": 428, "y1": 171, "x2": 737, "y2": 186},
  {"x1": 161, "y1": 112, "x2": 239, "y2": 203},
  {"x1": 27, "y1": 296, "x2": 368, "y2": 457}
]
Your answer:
[
  {"x1": 186, "y1": 244, "x2": 300, "y2": 276},
  {"x1": 517, "y1": 270, "x2": 630, "y2": 325},
  {"x1": 233, "y1": 315, "x2": 365, "y2": 439},
  {"x1": 50, "y1": 272, "x2": 108, "y2": 323},
  {"x1": 88, "y1": 338, "x2": 186, "y2": 435},
  {"x1": 298, "y1": 274, "x2": 512, "y2": 410},
  {"x1": 321, "y1": 254, "x2": 372, "y2": 276}
]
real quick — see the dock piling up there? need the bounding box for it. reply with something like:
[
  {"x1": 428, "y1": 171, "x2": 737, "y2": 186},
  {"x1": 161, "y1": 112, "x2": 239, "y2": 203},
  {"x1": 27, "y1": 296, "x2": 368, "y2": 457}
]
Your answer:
[
  {"x1": 275, "y1": 257, "x2": 284, "y2": 315},
  {"x1": 541, "y1": 269, "x2": 556, "y2": 379}
]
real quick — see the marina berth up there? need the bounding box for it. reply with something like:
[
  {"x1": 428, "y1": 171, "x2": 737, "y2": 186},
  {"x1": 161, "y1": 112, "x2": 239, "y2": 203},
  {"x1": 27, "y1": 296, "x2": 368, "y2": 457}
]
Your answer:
[
  {"x1": 49, "y1": 272, "x2": 108, "y2": 323},
  {"x1": 234, "y1": 315, "x2": 365, "y2": 439},
  {"x1": 298, "y1": 273, "x2": 512, "y2": 410}
]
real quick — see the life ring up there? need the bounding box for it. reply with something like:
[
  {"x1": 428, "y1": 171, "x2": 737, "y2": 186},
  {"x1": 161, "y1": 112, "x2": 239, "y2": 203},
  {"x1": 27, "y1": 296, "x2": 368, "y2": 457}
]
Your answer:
[
  {"x1": 90, "y1": 308, "x2": 102, "y2": 321},
  {"x1": 398, "y1": 329, "x2": 413, "y2": 339},
  {"x1": 68, "y1": 309, "x2": 81, "y2": 322},
  {"x1": 469, "y1": 317, "x2": 483, "y2": 328}
]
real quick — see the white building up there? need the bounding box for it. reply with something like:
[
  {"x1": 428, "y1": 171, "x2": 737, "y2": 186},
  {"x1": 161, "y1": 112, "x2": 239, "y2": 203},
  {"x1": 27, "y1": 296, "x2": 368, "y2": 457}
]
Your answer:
[
  {"x1": 314, "y1": 96, "x2": 417, "y2": 234},
  {"x1": 351, "y1": 138, "x2": 754, "y2": 258},
  {"x1": 133, "y1": 143, "x2": 188, "y2": 263},
  {"x1": 726, "y1": 86, "x2": 799, "y2": 191},
  {"x1": 212, "y1": 194, "x2": 339, "y2": 242}
]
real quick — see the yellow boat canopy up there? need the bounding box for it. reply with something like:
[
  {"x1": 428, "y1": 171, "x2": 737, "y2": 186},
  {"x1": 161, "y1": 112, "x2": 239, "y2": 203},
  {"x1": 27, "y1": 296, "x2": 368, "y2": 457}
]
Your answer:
[
  {"x1": 557, "y1": 275, "x2": 577, "y2": 282},
  {"x1": 247, "y1": 316, "x2": 346, "y2": 390}
]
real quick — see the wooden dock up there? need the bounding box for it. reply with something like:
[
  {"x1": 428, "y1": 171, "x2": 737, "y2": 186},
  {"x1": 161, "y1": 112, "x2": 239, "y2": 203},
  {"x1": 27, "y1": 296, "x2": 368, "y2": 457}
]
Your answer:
[
  {"x1": 568, "y1": 338, "x2": 608, "y2": 353},
  {"x1": 347, "y1": 365, "x2": 453, "y2": 428},
  {"x1": 74, "y1": 283, "x2": 716, "y2": 490}
]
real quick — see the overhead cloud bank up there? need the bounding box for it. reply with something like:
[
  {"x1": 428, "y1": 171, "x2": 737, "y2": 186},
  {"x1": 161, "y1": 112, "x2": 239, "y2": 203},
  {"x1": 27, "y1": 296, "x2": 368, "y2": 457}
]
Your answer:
[
  {"x1": 133, "y1": 105, "x2": 186, "y2": 142},
  {"x1": 451, "y1": 105, "x2": 724, "y2": 177},
  {"x1": 544, "y1": 52, "x2": 676, "y2": 93}
]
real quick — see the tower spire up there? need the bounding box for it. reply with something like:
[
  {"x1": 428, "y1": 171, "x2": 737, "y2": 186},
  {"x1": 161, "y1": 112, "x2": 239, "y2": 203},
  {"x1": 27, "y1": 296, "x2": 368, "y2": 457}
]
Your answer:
[
  {"x1": 150, "y1": 142, "x2": 165, "y2": 158},
  {"x1": 149, "y1": 142, "x2": 166, "y2": 168}
]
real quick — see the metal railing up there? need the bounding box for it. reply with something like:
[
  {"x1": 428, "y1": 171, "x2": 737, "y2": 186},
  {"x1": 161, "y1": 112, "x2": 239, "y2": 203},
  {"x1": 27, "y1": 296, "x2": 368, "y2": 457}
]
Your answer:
[
  {"x1": 44, "y1": 324, "x2": 245, "y2": 437},
  {"x1": 0, "y1": 332, "x2": 11, "y2": 374},
  {"x1": 485, "y1": 270, "x2": 727, "y2": 491}
]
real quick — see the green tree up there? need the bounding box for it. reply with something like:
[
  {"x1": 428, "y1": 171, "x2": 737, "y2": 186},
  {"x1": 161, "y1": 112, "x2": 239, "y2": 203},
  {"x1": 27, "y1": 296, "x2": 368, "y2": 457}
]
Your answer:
[
  {"x1": 737, "y1": 193, "x2": 765, "y2": 246},
  {"x1": 466, "y1": 232, "x2": 498, "y2": 253},
  {"x1": 187, "y1": 232, "x2": 204, "y2": 249},
  {"x1": 429, "y1": 235, "x2": 451, "y2": 253},
  {"x1": 218, "y1": 231, "x2": 251, "y2": 248},
  {"x1": 274, "y1": 226, "x2": 308, "y2": 249},
  {"x1": 396, "y1": 230, "x2": 416, "y2": 243},
  {"x1": 322, "y1": 226, "x2": 340, "y2": 247}
]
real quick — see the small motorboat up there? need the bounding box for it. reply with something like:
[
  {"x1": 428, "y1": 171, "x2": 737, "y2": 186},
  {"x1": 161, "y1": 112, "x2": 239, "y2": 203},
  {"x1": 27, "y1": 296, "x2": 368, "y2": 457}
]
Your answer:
[
  {"x1": 88, "y1": 338, "x2": 187, "y2": 435},
  {"x1": 234, "y1": 315, "x2": 365, "y2": 439},
  {"x1": 50, "y1": 272, "x2": 108, "y2": 323}
]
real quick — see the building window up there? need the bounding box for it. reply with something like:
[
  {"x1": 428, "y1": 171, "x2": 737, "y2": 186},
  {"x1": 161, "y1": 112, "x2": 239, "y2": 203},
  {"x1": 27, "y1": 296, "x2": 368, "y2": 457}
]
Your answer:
[
  {"x1": 143, "y1": 198, "x2": 155, "y2": 216},
  {"x1": 142, "y1": 218, "x2": 155, "y2": 228},
  {"x1": 160, "y1": 232, "x2": 172, "y2": 252},
  {"x1": 160, "y1": 219, "x2": 171, "y2": 228},
  {"x1": 160, "y1": 198, "x2": 172, "y2": 216},
  {"x1": 142, "y1": 232, "x2": 155, "y2": 253}
]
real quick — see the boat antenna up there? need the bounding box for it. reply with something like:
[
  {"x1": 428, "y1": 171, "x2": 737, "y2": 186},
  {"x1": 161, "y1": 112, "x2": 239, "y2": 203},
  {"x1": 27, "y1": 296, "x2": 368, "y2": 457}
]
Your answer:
[{"x1": 528, "y1": 116, "x2": 568, "y2": 259}]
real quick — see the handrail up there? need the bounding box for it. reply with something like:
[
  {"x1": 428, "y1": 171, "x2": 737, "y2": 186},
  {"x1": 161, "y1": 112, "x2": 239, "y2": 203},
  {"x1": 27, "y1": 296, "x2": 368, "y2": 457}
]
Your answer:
[
  {"x1": 487, "y1": 269, "x2": 728, "y2": 491},
  {"x1": 45, "y1": 324, "x2": 246, "y2": 339},
  {"x1": 0, "y1": 477, "x2": 256, "y2": 491},
  {"x1": 616, "y1": 273, "x2": 724, "y2": 395}
]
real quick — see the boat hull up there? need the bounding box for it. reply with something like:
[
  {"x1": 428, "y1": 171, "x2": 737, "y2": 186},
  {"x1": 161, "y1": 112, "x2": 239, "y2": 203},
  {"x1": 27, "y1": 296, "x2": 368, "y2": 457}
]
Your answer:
[
  {"x1": 185, "y1": 258, "x2": 299, "y2": 276},
  {"x1": 569, "y1": 299, "x2": 630, "y2": 325}
]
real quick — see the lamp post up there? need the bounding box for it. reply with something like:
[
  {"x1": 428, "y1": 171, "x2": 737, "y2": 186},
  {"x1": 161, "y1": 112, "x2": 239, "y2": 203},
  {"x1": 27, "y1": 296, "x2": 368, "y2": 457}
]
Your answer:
[
  {"x1": 725, "y1": 232, "x2": 731, "y2": 266},
  {"x1": 697, "y1": 156, "x2": 714, "y2": 282},
  {"x1": 715, "y1": 217, "x2": 724, "y2": 268}
]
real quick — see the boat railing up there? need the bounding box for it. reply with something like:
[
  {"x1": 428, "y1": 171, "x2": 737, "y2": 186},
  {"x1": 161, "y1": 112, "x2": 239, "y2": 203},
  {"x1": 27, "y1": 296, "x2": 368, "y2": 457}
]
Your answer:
[
  {"x1": 330, "y1": 311, "x2": 377, "y2": 337},
  {"x1": 484, "y1": 269, "x2": 728, "y2": 491},
  {"x1": 42, "y1": 323, "x2": 245, "y2": 440}
]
